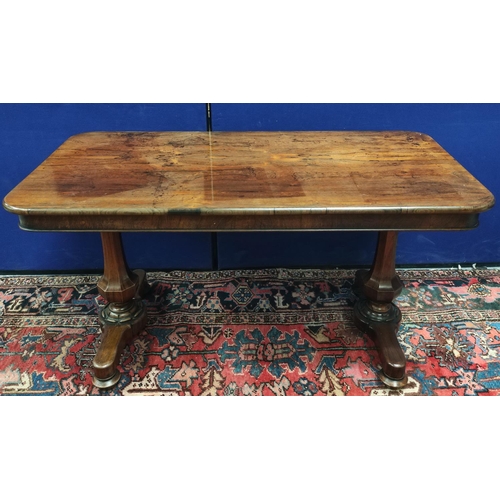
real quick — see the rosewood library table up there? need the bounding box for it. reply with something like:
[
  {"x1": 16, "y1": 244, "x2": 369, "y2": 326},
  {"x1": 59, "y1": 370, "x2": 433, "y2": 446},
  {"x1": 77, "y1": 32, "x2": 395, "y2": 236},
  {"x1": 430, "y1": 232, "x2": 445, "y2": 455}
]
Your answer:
[{"x1": 3, "y1": 131, "x2": 495, "y2": 389}]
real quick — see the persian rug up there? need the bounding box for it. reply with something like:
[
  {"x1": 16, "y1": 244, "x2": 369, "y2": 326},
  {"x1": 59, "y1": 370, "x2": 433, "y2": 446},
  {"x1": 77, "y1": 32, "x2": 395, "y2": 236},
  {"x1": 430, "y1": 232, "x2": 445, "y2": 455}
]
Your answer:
[{"x1": 0, "y1": 267, "x2": 499, "y2": 396}]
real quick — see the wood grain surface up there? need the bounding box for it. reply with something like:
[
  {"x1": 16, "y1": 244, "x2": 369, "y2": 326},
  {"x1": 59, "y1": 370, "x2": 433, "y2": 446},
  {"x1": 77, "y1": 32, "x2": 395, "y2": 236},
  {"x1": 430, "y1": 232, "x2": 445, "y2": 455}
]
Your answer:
[{"x1": 3, "y1": 131, "x2": 495, "y2": 231}]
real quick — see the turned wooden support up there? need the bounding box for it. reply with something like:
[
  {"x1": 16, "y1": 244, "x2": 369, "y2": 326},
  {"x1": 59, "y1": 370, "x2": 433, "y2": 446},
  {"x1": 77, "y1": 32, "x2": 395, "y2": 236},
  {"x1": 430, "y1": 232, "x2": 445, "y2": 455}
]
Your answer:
[
  {"x1": 354, "y1": 231, "x2": 407, "y2": 387},
  {"x1": 97, "y1": 233, "x2": 138, "y2": 303},
  {"x1": 356, "y1": 231, "x2": 403, "y2": 305},
  {"x1": 93, "y1": 232, "x2": 149, "y2": 389}
]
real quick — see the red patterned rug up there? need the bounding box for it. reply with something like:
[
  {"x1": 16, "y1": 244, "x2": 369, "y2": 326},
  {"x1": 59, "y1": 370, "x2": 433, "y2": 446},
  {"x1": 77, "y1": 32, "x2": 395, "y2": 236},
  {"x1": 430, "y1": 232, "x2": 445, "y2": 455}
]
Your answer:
[{"x1": 1, "y1": 267, "x2": 499, "y2": 396}]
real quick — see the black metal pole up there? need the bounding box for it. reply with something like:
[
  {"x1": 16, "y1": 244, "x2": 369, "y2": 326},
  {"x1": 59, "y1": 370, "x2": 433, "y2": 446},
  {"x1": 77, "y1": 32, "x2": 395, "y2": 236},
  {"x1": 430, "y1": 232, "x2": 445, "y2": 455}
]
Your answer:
[
  {"x1": 206, "y1": 103, "x2": 218, "y2": 269},
  {"x1": 206, "y1": 103, "x2": 212, "y2": 132}
]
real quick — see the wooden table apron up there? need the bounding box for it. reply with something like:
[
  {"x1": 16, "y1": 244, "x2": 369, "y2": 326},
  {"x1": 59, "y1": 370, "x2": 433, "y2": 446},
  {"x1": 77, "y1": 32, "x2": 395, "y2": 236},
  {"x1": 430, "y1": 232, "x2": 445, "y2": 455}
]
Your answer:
[{"x1": 3, "y1": 131, "x2": 495, "y2": 389}]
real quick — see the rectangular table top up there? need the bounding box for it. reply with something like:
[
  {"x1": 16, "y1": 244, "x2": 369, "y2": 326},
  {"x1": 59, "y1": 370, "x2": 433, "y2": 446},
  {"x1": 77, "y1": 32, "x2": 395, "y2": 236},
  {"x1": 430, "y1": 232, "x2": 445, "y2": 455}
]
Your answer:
[{"x1": 3, "y1": 131, "x2": 495, "y2": 231}]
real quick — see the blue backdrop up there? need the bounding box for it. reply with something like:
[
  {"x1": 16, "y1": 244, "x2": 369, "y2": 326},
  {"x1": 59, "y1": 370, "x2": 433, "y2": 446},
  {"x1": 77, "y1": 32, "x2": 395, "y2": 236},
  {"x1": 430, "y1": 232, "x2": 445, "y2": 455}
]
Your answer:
[{"x1": 1, "y1": 103, "x2": 498, "y2": 272}]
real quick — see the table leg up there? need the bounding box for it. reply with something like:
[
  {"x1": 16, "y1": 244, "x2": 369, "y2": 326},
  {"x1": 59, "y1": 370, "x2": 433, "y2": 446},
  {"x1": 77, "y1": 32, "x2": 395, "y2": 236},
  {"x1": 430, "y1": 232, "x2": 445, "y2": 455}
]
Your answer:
[
  {"x1": 353, "y1": 231, "x2": 407, "y2": 388},
  {"x1": 93, "y1": 232, "x2": 149, "y2": 389}
]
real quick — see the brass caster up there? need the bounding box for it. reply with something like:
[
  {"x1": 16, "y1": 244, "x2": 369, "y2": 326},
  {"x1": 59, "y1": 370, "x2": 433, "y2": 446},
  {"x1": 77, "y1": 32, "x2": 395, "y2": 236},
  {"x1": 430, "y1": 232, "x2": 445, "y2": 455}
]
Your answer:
[
  {"x1": 92, "y1": 370, "x2": 121, "y2": 390},
  {"x1": 378, "y1": 371, "x2": 408, "y2": 389}
]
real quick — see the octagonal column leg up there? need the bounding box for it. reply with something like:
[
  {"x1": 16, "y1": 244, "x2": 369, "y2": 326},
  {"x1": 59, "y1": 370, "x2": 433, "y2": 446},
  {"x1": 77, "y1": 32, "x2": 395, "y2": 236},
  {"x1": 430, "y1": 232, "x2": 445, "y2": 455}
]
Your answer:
[
  {"x1": 92, "y1": 232, "x2": 149, "y2": 389},
  {"x1": 354, "y1": 231, "x2": 407, "y2": 388}
]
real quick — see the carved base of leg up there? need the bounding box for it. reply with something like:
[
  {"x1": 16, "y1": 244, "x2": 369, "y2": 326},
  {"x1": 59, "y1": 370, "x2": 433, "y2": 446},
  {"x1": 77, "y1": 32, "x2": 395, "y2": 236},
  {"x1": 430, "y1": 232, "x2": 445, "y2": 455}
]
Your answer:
[
  {"x1": 92, "y1": 196, "x2": 152, "y2": 388},
  {"x1": 92, "y1": 265, "x2": 150, "y2": 389},
  {"x1": 93, "y1": 299, "x2": 147, "y2": 389},
  {"x1": 92, "y1": 324, "x2": 130, "y2": 389},
  {"x1": 354, "y1": 299, "x2": 407, "y2": 388}
]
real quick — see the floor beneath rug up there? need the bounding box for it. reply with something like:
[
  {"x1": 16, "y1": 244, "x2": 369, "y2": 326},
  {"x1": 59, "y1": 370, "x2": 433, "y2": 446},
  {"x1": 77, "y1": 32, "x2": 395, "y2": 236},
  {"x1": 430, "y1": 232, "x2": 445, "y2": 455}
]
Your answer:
[{"x1": 1, "y1": 267, "x2": 499, "y2": 396}]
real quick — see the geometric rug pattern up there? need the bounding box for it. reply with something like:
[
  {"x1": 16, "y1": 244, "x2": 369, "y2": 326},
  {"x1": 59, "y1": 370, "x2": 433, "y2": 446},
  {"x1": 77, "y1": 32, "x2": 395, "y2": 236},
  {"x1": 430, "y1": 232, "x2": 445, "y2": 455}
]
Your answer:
[{"x1": 1, "y1": 267, "x2": 500, "y2": 395}]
